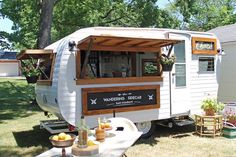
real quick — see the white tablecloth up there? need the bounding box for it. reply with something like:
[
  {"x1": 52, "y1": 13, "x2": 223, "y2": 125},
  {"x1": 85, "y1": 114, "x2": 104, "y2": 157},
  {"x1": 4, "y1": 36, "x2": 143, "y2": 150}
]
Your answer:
[{"x1": 36, "y1": 130, "x2": 142, "y2": 157}]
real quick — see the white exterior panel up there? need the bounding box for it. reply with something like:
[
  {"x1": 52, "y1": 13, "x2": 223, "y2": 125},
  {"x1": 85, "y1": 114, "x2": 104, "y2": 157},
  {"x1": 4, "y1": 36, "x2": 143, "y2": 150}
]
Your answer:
[
  {"x1": 218, "y1": 43, "x2": 236, "y2": 103},
  {"x1": 0, "y1": 61, "x2": 19, "y2": 76}
]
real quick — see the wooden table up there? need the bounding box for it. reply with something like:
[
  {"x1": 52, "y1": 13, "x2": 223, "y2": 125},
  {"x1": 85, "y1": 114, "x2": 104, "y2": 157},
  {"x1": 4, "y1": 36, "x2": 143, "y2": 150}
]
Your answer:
[
  {"x1": 195, "y1": 114, "x2": 223, "y2": 137},
  {"x1": 36, "y1": 130, "x2": 142, "y2": 157}
]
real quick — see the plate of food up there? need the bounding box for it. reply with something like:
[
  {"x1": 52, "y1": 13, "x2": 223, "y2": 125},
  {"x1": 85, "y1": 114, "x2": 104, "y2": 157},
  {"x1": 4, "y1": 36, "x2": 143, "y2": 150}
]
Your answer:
[
  {"x1": 72, "y1": 139, "x2": 100, "y2": 156},
  {"x1": 100, "y1": 122, "x2": 113, "y2": 131},
  {"x1": 49, "y1": 132, "x2": 76, "y2": 148}
]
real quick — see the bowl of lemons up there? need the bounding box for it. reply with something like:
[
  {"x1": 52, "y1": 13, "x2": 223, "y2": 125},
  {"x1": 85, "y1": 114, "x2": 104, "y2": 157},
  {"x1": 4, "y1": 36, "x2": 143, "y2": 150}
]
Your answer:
[{"x1": 49, "y1": 132, "x2": 76, "y2": 148}]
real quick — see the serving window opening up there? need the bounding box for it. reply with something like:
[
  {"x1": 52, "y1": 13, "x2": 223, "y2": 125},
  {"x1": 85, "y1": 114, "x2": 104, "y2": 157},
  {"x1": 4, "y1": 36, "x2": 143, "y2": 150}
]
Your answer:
[
  {"x1": 76, "y1": 35, "x2": 181, "y2": 85},
  {"x1": 79, "y1": 51, "x2": 161, "y2": 79},
  {"x1": 38, "y1": 54, "x2": 55, "y2": 80},
  {"x1": 17, "y1": 49, "x2": 56, "y2": 86}
]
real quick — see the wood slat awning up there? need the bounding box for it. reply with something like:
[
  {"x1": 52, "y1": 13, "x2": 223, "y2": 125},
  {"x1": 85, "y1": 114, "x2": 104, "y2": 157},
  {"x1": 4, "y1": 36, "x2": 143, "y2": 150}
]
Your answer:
[
  {"x1": 77, "y1": 35, "x2": 182, "y2": 52},
  {"x1": 17, "y1": 49, "x2": 54, "y2": 60}
]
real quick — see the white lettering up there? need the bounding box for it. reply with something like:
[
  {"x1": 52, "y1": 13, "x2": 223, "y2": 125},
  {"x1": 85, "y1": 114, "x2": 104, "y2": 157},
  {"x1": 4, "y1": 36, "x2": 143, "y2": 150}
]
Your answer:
[
  {"x1": 103, "y1": 97, "x2": 125, "y2": 102},
  {"x1": 128, "y1": 96, "x2": 142, "y2": 100}
]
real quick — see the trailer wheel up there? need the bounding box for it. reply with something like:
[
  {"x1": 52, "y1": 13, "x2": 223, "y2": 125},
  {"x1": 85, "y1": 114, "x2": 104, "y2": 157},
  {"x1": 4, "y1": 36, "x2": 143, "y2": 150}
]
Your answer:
[{"x1": 135, "y1": 121, "x2": 155, "y2": 138}]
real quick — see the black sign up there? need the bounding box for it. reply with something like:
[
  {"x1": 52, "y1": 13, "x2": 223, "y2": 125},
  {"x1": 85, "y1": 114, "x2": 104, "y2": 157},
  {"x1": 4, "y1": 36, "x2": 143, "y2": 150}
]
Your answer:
[{"x1": 87, "y1": 89, "x2": 157, "y2": 110}]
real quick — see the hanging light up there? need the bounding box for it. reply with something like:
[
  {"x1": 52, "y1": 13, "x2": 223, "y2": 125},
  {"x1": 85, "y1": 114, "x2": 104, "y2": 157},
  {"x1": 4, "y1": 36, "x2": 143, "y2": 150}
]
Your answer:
[
  {"x1": 217, "y1": 48, "x2": 226, "y2": 56},
  {"x1": 68, "y1": 41, "x2": 78, "y2": 52}
]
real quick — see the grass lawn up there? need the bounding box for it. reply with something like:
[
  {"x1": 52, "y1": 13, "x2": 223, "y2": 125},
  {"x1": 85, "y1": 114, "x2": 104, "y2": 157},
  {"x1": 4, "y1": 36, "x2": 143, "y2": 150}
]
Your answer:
[
  {"x1": 1, "y1": 78, "x2": 236, "y2": 157},
  {"x1": 0, "y1": 78, "x2": 52, "y2": 157}
]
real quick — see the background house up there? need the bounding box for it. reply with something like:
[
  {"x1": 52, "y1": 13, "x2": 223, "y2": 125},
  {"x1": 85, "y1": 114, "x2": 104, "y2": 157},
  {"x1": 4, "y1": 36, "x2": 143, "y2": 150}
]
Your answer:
[
  {"x1": 0, "y1": 51, "x2": 20, "y2": 77},
  {"x1": 209, "y1": 23, "x2": 236, "y2": 103}
]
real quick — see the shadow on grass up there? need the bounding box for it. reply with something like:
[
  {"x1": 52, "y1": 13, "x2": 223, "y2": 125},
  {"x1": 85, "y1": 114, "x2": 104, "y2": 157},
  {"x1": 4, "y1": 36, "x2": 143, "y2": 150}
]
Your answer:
[
  {"x1": 135, "y1": 124, "x2": 195, "y2": 146},
  {"x1": 0, "y1": 79, "x2": 42, "y2": 123},
  {"x1": 12, "y1": 125, "x2": 52, "y2": 148},
  {"x1": 0, "y1": 146, "x2": 46, "y2": 157}
]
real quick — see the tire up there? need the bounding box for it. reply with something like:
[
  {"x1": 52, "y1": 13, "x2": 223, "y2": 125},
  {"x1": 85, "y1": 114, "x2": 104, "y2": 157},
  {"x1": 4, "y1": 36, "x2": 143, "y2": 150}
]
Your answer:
[{"x1": 135, "y1": 121, "x2": 155, "y2": 138}]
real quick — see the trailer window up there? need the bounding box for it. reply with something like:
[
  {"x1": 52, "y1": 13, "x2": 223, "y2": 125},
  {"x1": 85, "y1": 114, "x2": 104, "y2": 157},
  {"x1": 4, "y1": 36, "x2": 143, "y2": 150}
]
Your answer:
[
  {"x1": 192, "y1": 37, "x2": 217, "y2": 55},
  {"x1": 174, "y1": 41, "x2": 186, "y2": 87},
  {"x1": 199, "y1": 57, "x2": 214, "y2": 72}
]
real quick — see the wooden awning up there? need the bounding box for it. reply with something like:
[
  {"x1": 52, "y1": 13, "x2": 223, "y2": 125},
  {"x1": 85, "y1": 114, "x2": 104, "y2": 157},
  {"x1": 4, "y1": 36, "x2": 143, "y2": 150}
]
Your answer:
[
  {"x1": 77, "y1": 35, "x2": 181, "y2": 52},
  {"x1": 17, "y1": 49, "x2": 54, "y2": 60}
]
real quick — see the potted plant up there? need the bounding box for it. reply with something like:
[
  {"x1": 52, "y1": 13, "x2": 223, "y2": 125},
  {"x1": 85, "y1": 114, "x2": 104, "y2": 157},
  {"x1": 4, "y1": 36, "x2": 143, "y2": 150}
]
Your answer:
[
  {"x1": 224, "y1": 109, "x2": 236, "y2": 126},
  {"x1": 21, "y1": 59, "x2": 42, "y2": 83},
  {"x1": 144, "y1": 64, "x2": 157, "y2": 75},
  {"x1": 160, "y1": 54, "x2": 176, "y2": 71},
  {"x1": 200, "y1": 98, "x2": 224, "y2": 116}
]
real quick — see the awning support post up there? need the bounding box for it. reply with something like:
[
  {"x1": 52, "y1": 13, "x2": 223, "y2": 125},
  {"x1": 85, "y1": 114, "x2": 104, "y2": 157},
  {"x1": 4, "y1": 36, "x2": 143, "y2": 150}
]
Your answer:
[
  {"x1": 80, "y1": 39, "x2": 93, "y2": 78},
  {"x1": 167, "y1": 44, "x2": 174, "y2": 58}
]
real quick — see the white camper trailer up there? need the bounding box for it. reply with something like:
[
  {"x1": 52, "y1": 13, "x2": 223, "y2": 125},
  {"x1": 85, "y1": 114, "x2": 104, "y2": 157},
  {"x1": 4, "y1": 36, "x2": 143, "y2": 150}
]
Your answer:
[{"x1": 17, "y1": 27, "x2": 221, "y2": 137}]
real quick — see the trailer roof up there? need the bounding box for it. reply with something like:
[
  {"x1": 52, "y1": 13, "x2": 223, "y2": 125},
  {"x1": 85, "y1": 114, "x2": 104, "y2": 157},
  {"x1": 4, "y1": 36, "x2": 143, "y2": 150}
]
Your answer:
[{"x1": 45, "y1": 27, "x2": 216, "y2": 52}]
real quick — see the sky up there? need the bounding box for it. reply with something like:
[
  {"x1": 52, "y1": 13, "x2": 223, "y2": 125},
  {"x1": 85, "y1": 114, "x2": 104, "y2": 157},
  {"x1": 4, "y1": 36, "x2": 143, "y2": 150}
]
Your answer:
[{"x1": 0, "y1": 0, "x2": 169, "y2": 34}]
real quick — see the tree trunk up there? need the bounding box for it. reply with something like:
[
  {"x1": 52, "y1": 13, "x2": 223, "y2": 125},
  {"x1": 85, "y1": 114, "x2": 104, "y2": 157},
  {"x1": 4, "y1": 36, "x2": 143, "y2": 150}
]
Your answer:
[{"x1": 37, "y1": 0, "x2": 56, "y2": 49}]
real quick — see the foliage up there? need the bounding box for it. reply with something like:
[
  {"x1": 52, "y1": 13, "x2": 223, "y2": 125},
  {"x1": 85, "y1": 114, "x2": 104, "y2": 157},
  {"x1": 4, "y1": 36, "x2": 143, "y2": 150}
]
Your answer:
[
  {"x1": 200, "y1": 98, "x2": 224, "y2": 112},
  {"x1": 0, "y1": 31, "x2": 11, "y2": 50},
  {"x1": 225, "y1": 109, "x2": 236, "y2": 122},
  {"x1": 0, "y1": 0, "x2": 181, "y2": 50},
  {"x1": 21, "y1": 59, "x2": 42, "y2": 77},
  {"x1": 160, "y1": 54, "x2": 176, "y2": 65},
  {"x1": 144, "y1": 64, "x2": 157, "y2": 74},
  {"x1": 172, "y1": 0, "x2": 236, "y2": 31},
  {"x1": 0, "y1": 0, "x2": 40, "y2": 49}
]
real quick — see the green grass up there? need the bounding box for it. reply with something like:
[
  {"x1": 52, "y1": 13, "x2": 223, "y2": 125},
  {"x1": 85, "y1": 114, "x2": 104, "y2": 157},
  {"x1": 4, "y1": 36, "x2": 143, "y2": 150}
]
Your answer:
[
  {"x1": 0, "y1": 78, "x2": 52, "y2": 157},
  {"x1": 126, "y1": 125, "x2": 236, "y2": 157},
  {"x1": 1, "y1": 78, "x2": 236, "y2": 157}
]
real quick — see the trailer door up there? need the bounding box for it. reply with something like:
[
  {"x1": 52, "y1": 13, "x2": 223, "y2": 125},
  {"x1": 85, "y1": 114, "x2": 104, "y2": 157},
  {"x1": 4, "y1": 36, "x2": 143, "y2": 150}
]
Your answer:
[{"x1": 171, "y1": 41, "x2": 190, "y2": 116}]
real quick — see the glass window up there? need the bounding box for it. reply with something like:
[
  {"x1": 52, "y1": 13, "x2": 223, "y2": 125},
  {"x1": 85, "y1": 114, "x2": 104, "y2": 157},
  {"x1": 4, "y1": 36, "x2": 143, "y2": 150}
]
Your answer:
[
  {"x1": 199, "y1": 57, "x2": 215, "y2": 72},
  {"x1": 174, "y1": 41, "x2": 186, "y2": 87},
  {"x1": 175, "y1": 43, "x2": 185, "y2": 63},
  {"x1": 175, "y1": 64, "x2": 186, "y2": 86},
  {"x1": 192, "y1": 37, "x2": 217, "y2": 55}
]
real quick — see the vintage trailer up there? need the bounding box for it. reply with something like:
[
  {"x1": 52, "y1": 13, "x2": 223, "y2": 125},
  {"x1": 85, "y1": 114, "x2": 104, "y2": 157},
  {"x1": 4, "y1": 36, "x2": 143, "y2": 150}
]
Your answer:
[{"x1": 17, "y1": 27, "x2": 222, "y2": 137}]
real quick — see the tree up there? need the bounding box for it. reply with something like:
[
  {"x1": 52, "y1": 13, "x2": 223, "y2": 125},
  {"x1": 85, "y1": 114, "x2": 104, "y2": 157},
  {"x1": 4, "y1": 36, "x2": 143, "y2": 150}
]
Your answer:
[
  {"x1": 172, "y1": 0, "x2": 236, "y2": 31},
  {"x1": 0, "y1": 0, "x2": 180, "y2": 50},
  {"x1": 0, "y1": 31, "x2": 10, "y2": 50},
  {"x1": 37, "y1": 0, "x2": 57, "y2": 49},
  {"x1": 0, "y1": 0, "x2": 40, "y2": 49}
]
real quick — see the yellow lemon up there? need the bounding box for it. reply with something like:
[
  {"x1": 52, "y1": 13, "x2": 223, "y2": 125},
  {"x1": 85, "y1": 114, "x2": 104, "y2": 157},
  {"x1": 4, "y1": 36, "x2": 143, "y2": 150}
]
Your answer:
[
  {"x1": 87, "y1": 140, "x2": 95, "y2": 146},
  {"x1": 105, "y1": 123, "x2": 110, "y2": 128},
  {"x1": 52, "y1": 135, "x2": 59, "y2": 141},
  {"x1": 58, "y1": 132, "x2": 66, "y2": 140},
  {"x1": 64, "y1": 134, "x2": 72, "y2": 140}
]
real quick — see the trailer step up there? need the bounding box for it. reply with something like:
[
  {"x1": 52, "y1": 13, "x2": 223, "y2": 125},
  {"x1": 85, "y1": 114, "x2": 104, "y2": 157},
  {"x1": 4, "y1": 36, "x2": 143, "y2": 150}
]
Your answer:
[
  {"x1": 172, "y1": 117, "x2": 195, "y2": 127},
  {"x1": 40, "y1": 120, "x2": 75, "y2": 134}
]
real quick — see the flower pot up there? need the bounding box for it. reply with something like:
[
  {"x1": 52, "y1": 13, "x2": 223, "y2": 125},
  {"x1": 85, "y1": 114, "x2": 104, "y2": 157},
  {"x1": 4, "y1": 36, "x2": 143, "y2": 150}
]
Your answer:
[
  {"x1": 161, "y1": 64, "x2": 173, "y2": 71},
  {"x1": 228, "y1": 119, "x2": 236, "y2": 126},
  {"x1": 223, "y1": 126, "x2": 236, "y2": 139},
  {"x1": 26, "y1": 76, "x2": 38, "y2": 84},
  {"x1": 205, "y1": 109, "x2": 215, "y2": 116}
]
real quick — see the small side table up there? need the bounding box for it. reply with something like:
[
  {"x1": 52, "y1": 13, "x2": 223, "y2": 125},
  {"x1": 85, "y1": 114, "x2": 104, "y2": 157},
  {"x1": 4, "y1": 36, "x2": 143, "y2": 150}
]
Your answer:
[{"x1": 195, "y1": 114, "x2": 223, "y2": 137}]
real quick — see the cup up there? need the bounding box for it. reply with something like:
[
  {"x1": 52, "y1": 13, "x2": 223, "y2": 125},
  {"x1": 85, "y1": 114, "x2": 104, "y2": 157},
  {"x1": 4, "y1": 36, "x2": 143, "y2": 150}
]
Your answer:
[{"x1": 95, "y1": 128, "x2": 105, "y2": 142}]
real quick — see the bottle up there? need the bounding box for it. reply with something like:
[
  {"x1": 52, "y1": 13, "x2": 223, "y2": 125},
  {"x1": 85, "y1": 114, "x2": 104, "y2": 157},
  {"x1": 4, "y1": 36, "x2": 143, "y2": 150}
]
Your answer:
[
  {"x1": 95, "y1": 117, "x2": 105, "y2": 142},
  {"x1": 78, "y1": 116, "x2": 88, "y2": 148}
]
